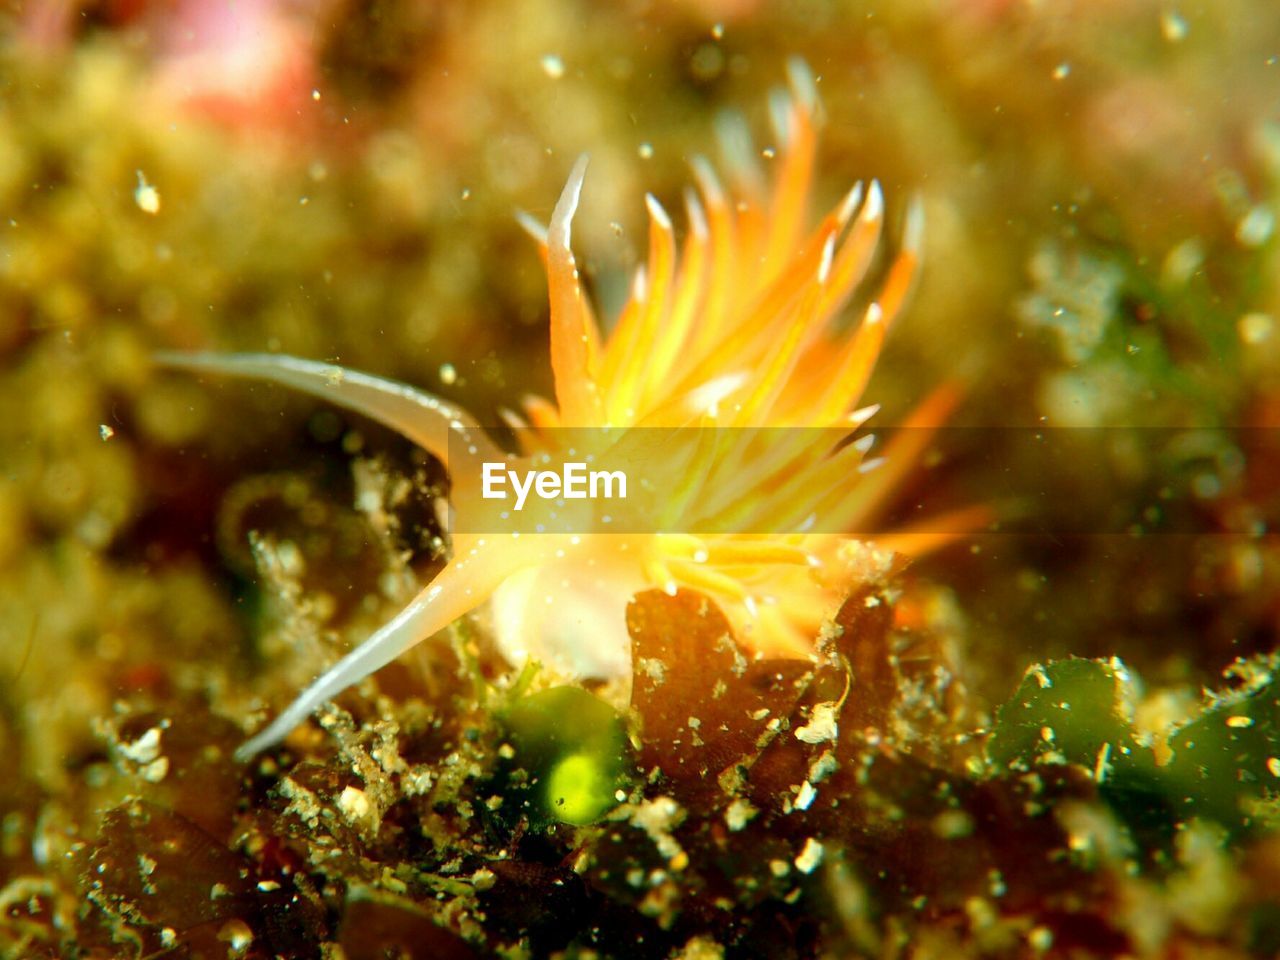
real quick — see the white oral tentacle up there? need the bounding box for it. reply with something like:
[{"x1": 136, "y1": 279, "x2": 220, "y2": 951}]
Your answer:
[
  {"x1": 234, "y1": 543, "x2": 523, "y2": 761},
  {"x1": 156, "y1": 351, "x2": 526, "y2": 758},
  {"x1": 154, "y1": 351, "x2": 504, "y2": 469}
]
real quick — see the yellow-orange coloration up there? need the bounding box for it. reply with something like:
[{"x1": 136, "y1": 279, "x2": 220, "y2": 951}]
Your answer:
[{"x1": 160, "y1": 60, "x2": 942, "y2": 760}]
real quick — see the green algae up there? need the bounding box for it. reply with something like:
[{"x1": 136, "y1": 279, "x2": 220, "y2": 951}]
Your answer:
[
  {"x1": 496, "y1": 685, "x2": 633, "y2": 828},
  {"x1": 989, "y1": 655, "x2": 1280, "y2": 848}
]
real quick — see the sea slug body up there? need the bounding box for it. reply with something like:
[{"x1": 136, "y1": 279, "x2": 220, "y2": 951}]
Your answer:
[{"x1": 160, "y1": 59, "x2": 947, "y2": 760}]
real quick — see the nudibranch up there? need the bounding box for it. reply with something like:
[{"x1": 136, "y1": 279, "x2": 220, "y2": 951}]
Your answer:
[{"x1": 161, "y1": 60, "x2": 945, "y2": 761}]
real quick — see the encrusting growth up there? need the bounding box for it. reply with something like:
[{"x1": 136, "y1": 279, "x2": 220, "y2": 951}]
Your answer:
[{"x1": 159, "y1": 59, "x2": 946, "y2": 761}]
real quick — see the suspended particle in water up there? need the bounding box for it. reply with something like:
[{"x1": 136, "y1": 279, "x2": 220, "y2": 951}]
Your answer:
[
  {"x1": 134, "y1": 171, "x2": 160, "y2": 215},
  {"x1": 541, "y1": 54, "x2": 565, "y2": 79}
]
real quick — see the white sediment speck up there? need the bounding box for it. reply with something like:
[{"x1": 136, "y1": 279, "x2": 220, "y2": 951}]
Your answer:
[
  {"x1": 541, "y1": 54, "x2": 565, "y2": 79},
  {"x1": 794, "y1": 702, "x2": 839, "y2": 744},
  {"x1": 218, "y1": 919, "x2": 255, "y2": 951},
  {"x1": 141, "y1": 757, "x2": 170, "y2": 783},
  {"x1": 119, "y1": 726, "x2": 164, "y2": 764},
  {"x1": 794, "y1": 837, "x2": 825, "y2": 874},
  {"x1": 807, "y1": 750, "x2": 838, "y2": 784},
  {"x1": 337, "y1": 785, "x2": 372, "y2": 824},
  {"x1": 794, "y1": 781, "x2": 817, "y2": 811},
  {"x1": 724, "y1": 798, "x2": 758, "y2": 832}
]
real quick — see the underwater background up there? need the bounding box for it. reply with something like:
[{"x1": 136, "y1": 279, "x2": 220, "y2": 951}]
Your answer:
[{"x1": 1, "y1": 1, "x2": 1279, "y2": 957}]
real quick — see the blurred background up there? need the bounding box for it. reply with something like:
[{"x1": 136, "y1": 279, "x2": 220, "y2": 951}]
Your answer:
[{"x1": 0, "y1": 0, "x2": 1278, "y2": 954}]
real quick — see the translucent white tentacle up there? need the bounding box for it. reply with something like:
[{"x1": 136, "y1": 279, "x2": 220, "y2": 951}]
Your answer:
[
  {"x1": 157, "y1": 351, "x2": 525, "y2": 759},
  {"x1": 234, "y1": 545, "x2": 521, "y2": 760},
  {"x1": 155, "y1": 351, "x2": 503, "y2": 466}
]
